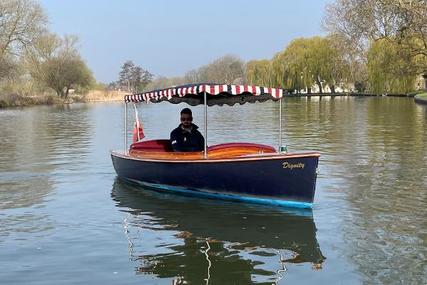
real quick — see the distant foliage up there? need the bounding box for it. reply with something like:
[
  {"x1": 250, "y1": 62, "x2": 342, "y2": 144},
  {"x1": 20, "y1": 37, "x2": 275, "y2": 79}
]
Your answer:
[
  {"x1": 185, "y1": 55, "x2": 245, "y2": 85},
  {"x1": 144, "y1": 76, "x2": 186, "y2": 91},
  {"x1": 141, "y1": 55, "x2": 245, "y2": 91},
  {"x1": 246, "y1": 36, "x2": 351, "y2": 93},
  {"x1": 0, "y1": 0, "x2": 94, "y2": 99},
  {"x1": 117, "y1": 60, "x2": 153, "y2": 92}
]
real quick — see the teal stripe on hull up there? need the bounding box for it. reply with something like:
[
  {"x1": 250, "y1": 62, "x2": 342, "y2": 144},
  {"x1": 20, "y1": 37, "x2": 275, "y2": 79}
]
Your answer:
[{"x1": 125, "y1": 178, "x2": 313, "y2": 209}]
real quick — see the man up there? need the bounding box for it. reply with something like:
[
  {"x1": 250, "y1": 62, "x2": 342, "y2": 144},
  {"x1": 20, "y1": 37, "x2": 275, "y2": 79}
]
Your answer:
[{"x1": 170, "y1": 108, "x2": 205, "y2": 152}]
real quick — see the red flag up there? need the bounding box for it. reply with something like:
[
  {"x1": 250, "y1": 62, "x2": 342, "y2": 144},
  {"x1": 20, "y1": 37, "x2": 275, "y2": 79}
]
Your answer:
[{"x1": 132, "y1": 121, "x2": 145, "y2": 143}]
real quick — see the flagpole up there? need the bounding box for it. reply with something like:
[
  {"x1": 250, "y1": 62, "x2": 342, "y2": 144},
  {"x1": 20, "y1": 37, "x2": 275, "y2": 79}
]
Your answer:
[
  {"x1": 124, "y1": 103, "x2": 127, "y2": 154},
  {"x1": 204, "y1": 91, "x2": 208, "y2": 159},
  {"x1": 133, "y1": 104, "x2": 140, "y2": 141},
  {"x1": 279, "y1": 97, "x2": 282, "y2": 150}
]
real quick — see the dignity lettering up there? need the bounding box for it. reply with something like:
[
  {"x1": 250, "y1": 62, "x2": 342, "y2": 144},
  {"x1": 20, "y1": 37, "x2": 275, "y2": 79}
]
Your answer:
[{"x1": 282, "y1": 162, "x2": 305, "y2": 170}]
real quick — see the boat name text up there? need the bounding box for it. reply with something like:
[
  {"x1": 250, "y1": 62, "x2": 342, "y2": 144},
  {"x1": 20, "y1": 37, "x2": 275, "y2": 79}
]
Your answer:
[{"x1": 282, "y1": 162, "x2": 305, "y2": 170}]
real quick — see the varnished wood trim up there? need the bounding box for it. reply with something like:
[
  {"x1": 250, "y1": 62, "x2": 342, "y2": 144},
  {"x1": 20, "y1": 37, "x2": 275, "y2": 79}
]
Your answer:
[{"x1": 111, "y1": 150, "x2": 320, "y2": 163}]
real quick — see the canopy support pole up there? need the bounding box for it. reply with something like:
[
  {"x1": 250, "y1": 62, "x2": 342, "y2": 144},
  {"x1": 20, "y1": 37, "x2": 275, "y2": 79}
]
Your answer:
[
  {"x1": 204, "y1": 91, "x2": 208, "y2": 159},
  {"x1": 124, "y1": 103, "x2": 128, "y2": 154},
  {"x1": 279, "y1": 97, "x2": 282, "y2": 151}
]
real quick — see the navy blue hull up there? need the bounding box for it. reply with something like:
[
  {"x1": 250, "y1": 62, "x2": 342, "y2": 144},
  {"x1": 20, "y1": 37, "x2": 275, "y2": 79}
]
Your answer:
[{"x1": 111, "y1": 152, "x2": 319, "y2": 207}]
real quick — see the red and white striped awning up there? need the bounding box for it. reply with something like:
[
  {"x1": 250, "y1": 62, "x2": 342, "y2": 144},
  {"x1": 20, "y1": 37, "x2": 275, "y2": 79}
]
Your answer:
[{"x1": 125, "y1": 84, "x2": 283, "y2": 106}]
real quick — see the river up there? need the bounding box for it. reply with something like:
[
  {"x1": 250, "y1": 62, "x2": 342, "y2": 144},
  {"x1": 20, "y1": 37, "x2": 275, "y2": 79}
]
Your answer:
[{"x1": 0, "y1": 96, "x2": 426, "y2": 284}]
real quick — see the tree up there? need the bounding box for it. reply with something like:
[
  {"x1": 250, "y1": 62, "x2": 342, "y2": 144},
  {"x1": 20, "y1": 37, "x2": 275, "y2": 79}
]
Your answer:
[
  {"x1": 0, "y1": 0, "x2": 46, "y2": 58},
  {"x1": 183, "y1": 69, "x2": 200, "y2": 84},
  {"x1": 144, "y1": 76, "x2": 186, "y2": 91},
  {"x1": 0, "y1": 0, "x2": 46, "y2": 80},
  {"x1": 41, "y1": 56, "x2": 93, "y2": 98},
  {"x1": 311, "y1": 35, "x2": 351, "y2": 93},
  {"x1": 118, "y1": 60, "x2": 153, "y2": 92},
  {"x1": 323, "y1": 0, "x2": 427, "y2": 74},
  {"x1": 246, "y1": 59, "x2": 272, "y2": 87},
  {"x1": 280, "y1": 39, "x2": 313, "y2": 92},
  {"x1": 367, "y1": 39, "x2": 420, "y2": 94},
  {"x1": 278, "y1": 37, "x2": 350, "y2": 93},
  {"x1": 24, "y1": 32, "x2": 61, "y2": 82},
  {"x1": 183, "y1": 55, "x2": 245, "y2": 84},
  {"x1": 0, "y1": 56, "x2": 18, "y2": 79},
  {"x1": 328, "y1": 33, "x2": 368, "y2": 92},
  {"x1": 246, "y1": 37, "x2": 351, "y2": 93},
  {"x1": 25, "y1": 34, "x2": 94, "y2": 98},
  {"x1": 270, "y1": 52, "x2": 289, "y2": 89}
]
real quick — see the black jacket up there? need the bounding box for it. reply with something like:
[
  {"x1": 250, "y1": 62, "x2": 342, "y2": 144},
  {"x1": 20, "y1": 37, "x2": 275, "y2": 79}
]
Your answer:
[{"x1": 170, "y1": 123, "x2": 205, "y2": 152}]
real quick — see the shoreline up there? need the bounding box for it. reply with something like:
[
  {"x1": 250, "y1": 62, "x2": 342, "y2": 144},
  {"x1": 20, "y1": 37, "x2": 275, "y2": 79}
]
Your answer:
[
  {"x1": 1, "y1": 91, "x2": 425, "y2": 109},
  {"x1": 414, "y1": 93, "x2": 427, "y2": 105},
  {"x1": 0, "y1": 90, "x2": 127, "y2": 108},
  {"x1": 285, "y1": 91, "x2": 421, "y2": 98}
]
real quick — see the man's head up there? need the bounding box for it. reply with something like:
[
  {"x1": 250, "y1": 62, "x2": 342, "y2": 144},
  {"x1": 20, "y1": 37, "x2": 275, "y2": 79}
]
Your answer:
[{"x1": 180, "y1": 108, "x2": 193, "y2": 128}]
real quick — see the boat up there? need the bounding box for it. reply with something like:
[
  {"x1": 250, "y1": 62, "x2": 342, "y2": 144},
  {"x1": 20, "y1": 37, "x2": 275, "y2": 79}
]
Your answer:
[{"x1": 111, "y1": 83, "x2": 320, "y2": 208}]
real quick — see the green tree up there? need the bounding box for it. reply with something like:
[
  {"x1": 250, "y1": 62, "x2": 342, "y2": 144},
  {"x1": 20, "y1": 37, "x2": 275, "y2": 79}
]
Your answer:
[
  {"x1": 270, "y1": 52, "x2": 287, "y2": 88},
  {"x1": 367, "y1": 39, "x2": 420, "y2": 94},
  {"x1": 313, "y1": 35, "x2": 351, "y2": 93},
  {"x1": 27, "y1": 35, "x2": 94, "y2": 98},
  {"x1": 246, "y1": 59, "x2": 272, "y2": 87},
  {"x1": 280, "y1": 38, "x2": 312, "y2": 92},
  {"x1": 41, "y1": 56, "x2": 93, "y2": 98},
  {"x1": 279, "y1": 37, "x2": 350, "y2": 93}
]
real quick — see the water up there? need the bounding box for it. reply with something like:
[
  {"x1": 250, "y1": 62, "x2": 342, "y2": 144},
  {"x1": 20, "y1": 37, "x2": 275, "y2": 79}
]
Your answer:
[{"x1": 0, "y1": 97, "x2": 426, "y2": 284}]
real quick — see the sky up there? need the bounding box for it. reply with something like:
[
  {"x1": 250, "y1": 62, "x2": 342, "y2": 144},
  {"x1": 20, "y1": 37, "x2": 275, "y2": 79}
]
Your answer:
[{"x1": 39, "y1": 0, "x2": 333, "y2": 83}]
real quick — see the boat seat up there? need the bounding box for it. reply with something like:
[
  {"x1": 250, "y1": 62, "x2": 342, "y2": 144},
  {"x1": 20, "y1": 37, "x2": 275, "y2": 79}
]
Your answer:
[
  {"x1": 208, "y1": 142, "x2": 276, "y2": 153},
  {"x1": 129, "y1": 140, "x2": 277, "y2": 158},
  {"x1": 130, "y1": 139, "x2": 173, "y2": 152}
]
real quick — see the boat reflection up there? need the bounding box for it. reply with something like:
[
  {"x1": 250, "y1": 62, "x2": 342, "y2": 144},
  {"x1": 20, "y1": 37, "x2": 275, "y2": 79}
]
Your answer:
[{"x1": 111, "y1": 179, "x2": 325, "y2": 284}]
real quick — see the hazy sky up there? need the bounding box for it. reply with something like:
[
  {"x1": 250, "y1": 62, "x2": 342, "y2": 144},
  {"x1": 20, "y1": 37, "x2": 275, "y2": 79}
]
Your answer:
[{"x1": 39, "y1": 0, "x2": 333, "y2": 83}]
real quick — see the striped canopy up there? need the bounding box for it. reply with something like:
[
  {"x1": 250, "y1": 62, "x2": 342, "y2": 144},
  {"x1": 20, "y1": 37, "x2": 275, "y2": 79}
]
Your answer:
[{"x1": 125, "y1": 84, "x2": 283, "y2": 106}]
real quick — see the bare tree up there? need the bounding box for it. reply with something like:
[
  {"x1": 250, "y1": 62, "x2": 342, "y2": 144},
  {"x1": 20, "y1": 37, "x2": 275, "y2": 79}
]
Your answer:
[
  {"x1": 0, "y1": 0, "x2": 47, "y2": 58},
  {"x1": 23, "y1": 34, "x2": 94, "y2": 97},
  {"x1": 0, "y1": 55, "x2": 17, "y2": 79},
  {"x1": 323, "y1": 0, "x2": 427, "y2": 73},
  {"x1": 196, "y1": 55, "x2": 244, "y2": 84},
  {"x1": 24, "y1": 32, "x2": 61, "y2": 81}
]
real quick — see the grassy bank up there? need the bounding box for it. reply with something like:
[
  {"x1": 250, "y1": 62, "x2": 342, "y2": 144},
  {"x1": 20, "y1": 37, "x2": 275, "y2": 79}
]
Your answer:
[
  {"x1": 0, "y1": 93, "x2": 63, "y2": 108},
  {"x1": 414, "y1": 92, "x2": 427, "y2": 105},
  {"x1": 82, "y1": 90, "x2": 127, "y2": 102},
  {"x1": 0, "y1": 90, "x2": 127, "y2": 108}
]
